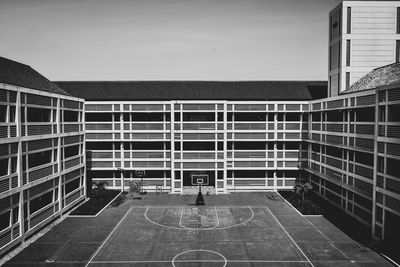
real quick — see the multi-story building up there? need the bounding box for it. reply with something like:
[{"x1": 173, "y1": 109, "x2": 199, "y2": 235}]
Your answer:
[
  {"x1": 57, "y1": 81, "x2": 325, "y2": 195},
  {"x1": 0, "y1": 57, "x2": 86, "y2": 255},
  {"x1": 328, "y1": 0, "x2": 400, "y2": 96},
  {"x1": 306, "y1": 62, "x2": 400, "y2": 242}
]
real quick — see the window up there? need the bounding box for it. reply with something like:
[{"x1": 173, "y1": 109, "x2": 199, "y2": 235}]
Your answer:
[
  {"x1": 183, "y1": 112, "x2": 214, "y2": 121},
  {"x1": 0, "y1": 158, "x2": 8, "y2": 176},
  {"x1": 338, "y1": 41, "x2": 341, "y2": 68},
  {"x1": 27, "y1": 107, "x2": 51, "y2": 122},
  {"x1": 28, "y1": 150, "x2": 52, "y2": 168},
  {"x1": 346, "y1": 40, "x2": 351, "y2": 66},
  {"x1": 397, "y1": 7, "x2": 400, "y2": 34},
  {"x1": 64, "y1": 110, "x2": 79, "y2": 122},
  {"x1": 0, "y1": 211, "x2": 10, "y2": 231},
  {"x1": 64, "y1": 145, "x2": 80, "y2": 158},
  {"x1": 65, "y1": 179, "x2": 80, "y2": 195},
  {"x1": 396, "y1": 40, "x2": 400, "y2": 63},
  {"x1": 85, "y1": 113, "x2": 112, "y2": 122},
  {"x1": 0, "y1": 105, "x2": 6, "y2": 122},
  {"x1": 30, "y1": 191, "x2": 53, "y2": 214},
  {"x1": 346, "y1": 72, "x2": 350, "y2": 89},
  {"x1": 347, "y1": 7, "x2": 351, "y2": 34},
  {"x1": 9, "y1": 106, "x2": 15, "y2": 122}
]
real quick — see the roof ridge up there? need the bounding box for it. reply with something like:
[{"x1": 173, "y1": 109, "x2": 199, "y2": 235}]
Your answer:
[
  {"x1": 0, "y1": 56, "x2": 31, "y2": 68},
  {"x1": 55, "y1": 80, "x2": 328, "y2": 83}
]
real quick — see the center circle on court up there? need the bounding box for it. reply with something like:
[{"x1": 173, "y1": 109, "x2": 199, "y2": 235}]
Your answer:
[{"x1": 171, "y1": 249, "x2": 227, "y2": 267}]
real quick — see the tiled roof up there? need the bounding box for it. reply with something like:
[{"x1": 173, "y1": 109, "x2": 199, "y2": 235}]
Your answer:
[
  {"x1": 342, "y1": 62, "x2": 400, "y2": 94},
  {"x1": 56, "y1": 81, "x2": 327, "y2": 101},
  {"x1": 0, "y1": 57, "x2": 69, "y2": 96}
]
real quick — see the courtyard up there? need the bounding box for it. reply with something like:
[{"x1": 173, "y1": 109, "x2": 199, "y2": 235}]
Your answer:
[{"x1": 4, "y1": 193, "x2": 391, "y2": 267}]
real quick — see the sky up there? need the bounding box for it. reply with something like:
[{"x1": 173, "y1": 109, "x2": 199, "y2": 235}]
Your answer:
[{"x1": 0, "y1": 0, "x2": 340, "y2": 81}]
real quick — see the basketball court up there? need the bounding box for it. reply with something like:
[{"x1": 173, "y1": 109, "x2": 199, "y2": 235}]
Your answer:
[{"x1": 5, "y1": 193, "x2": 392, "y2": 267}]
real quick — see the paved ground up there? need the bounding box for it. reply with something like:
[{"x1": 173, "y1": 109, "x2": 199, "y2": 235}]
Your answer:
[{"x1": 4, "y1": 193, "x2": 392, "y2": 266}]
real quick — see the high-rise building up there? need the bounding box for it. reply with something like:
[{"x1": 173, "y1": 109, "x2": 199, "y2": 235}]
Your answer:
[
  {"x1": 328, "y1": 0, "x2": 400, "y2": 97},
  {"x1": 0, "y1": 57, "x2": 86, "y2": 255}
]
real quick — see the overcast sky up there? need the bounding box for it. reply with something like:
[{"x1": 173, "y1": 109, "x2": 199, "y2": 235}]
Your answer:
[{"x1": 0, "y1": 0, "x2": 340, "y2": 81}]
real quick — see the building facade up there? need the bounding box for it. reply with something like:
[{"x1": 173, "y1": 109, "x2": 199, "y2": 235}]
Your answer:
[
  {"x1": 328, "y1": 0, "x2": 400, "y2": 96},
  {"x1": 307, "y1": 63, "x2": 400, "y2": 242},
  {"x1": 58, "y1": 81, "x2": 321, "y2": 195},
  {"x1": 0, "y1": 58, "x2": 86, "y2": 255}
]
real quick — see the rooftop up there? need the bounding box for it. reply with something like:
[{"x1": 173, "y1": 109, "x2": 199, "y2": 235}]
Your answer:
[
  {"x1": 342, "y1": 62, "x2": 400, "y2": 94},
  {"x1": 56, "y1": 80, "x2": 327, "y2": 101},
  {"x1": 0, "y1": 57, "x2": 69, "y2": 96}
]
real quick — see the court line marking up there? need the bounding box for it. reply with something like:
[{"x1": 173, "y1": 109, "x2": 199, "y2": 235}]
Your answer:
[
  {"x1": 69, "y1": 192, "x2": 122, "y2": 218},
  {"x1": 89, "y1": 260, "x2": 310, "y2": 264},
  {"x1": 265, "y1": 206, "x2": 315, "y2": 267},
  {"x1": 305, "y1": 219, "x2": 349, "y2": 260},
  {"x1": 172, "y1": 249, "x2": 227, "y2": 267},
  {"x1": 277, "y1": 191, "x2": 350, "y2": 260},
  {"x1": 84, "y1": 207, "x2": 133, "y2": 267},
  {"x1": 144, "y1": 206, "x2": 254, "y2": 230},
  {"x1": 179, "y1": 206, "x2": 220, "y2": 230}
]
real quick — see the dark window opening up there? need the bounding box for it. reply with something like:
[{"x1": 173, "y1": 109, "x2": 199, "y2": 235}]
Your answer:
[
  {"x1": 286, "y1": 113, "x2": 300, "y2": 121},
  {"x1": 312, "y1": 112, "x2": 321, "y2": 122},
  {"x1": 346, "y1": 40, "x2": 351, "y2": 66},
  {"x1": 354, "y1": 151, "x2": 373, "y2": 166},
  {"x1": 132, "y1": 113, "x2": 163, "y2": 121},
  {"x1": 217, "y1": 142, "x2": 223, "y2": 151},
  {"x1": 123, "y1": 113, "x2": 130, "y2": 121},
  {"x1": 183, "y1": 142, "x2": 214, "y2": 151},
  {"x1": 234, "y1": 170, "x2": 265, "y2": 178},
  {"x1": 86, "y1": 113, "x2": 112, "y2": 122},
  {"x1": 234, "y1": 113, "x2": 265, "y2": 121},
  {"x1": 0, "y1": 211, "x2": 10, "y2": 231},
  {"x1": 86, "y1": 142, "x2": 114, "y2": 150},
  {"x1": 397, "y1": 7, "x2": 400, "y2": 34},
  {"x1": 12, "y1": 207, "x2": 18, "y2": 224},
  {"x1": 65, "y1": 145, "x2": 80, "y2": 158},
  {"x1": 91, "y1": 170, "x2": 115, "y2": 178},
  {"x1": 346, "y1": 72, "x2": 350, "y2": 89},
  {"x1": 356, "y1": 107, "x2": 375, "y2": 122},
  {"x1": 326, "y1": 145, "x2": 342, "y2": 158},
  {"x1": 28, "y1": 150, "x2": 52, "y2": 168},
  {"x1": 397, "y1": 40, "x2": 400, "y2": 63},
  {"x1": 0, "y1": 158, "x2": 8, "y2": 176},
  {"x1": 327, "y1": 110, "x2": 343, "y2": 122},
  {"x1": 30, "y1": 191, "x2": 53, "y2": 214},
  {"x1": 183, "y1": 112, "x2": 214, "y2": 121},
  {"x1": 388, "y1": 104, "x2": 400, "y2": 122},
  {"x1": 285, "y1": 142, "x2": 299, "y2": 150},
  {"x1": 133, "y1": 142, "x2": 164, "y2": 150},
  {"x1": 387, "y1": 158, "x2": 400, "y2": 177},
  {"x1": 64, "y1": 110, "x2": 79, "y2": 122},
  {"x1": 0, "y1": 105, "x2": 6, "y2": 122},
  {"x1": 123, "y1": 142, "x2": 130, "y2": 150},
  {"x1": 27, "y1": 107, "x2": 51, "y2": 122},
  {"x1": 347, "y1": 7, "x2": 351, "y2": 34},
  {"x1": 233, "y1": 142, "x2": 266, "y2": 150},
  {"x1": 174, "y1": 113, "x2": 181, "y2": 121},
  {"x1": 113, "y1": 113, "x2": 120, "y2": 121},
  {"x1": 65, "y1": 179, "x2": 80, "y2": 195}
]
